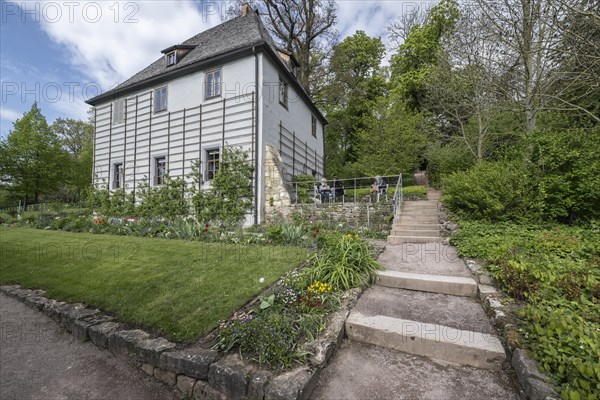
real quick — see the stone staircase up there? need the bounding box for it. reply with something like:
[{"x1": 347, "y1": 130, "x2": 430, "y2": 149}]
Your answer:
[
  {"x1": 346, "y1": 188, "x2": 506, "y2": 370},
  {"x1": 312, "y1": 185, "x2": 518, "y2": 399},
  {"x1": 388, "y1": 192, "x2": 442, "y2": 244}
]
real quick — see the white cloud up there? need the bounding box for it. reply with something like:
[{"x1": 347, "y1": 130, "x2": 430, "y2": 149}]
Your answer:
[
  {"x1": 0, "y1": 107, "x2": 23, "y2": 123},
  {"x1": 335, "y1": 0, "x2": 436, "y2": 62},
  {"x1": 36, "y1": 1, "x2": 223, "y2": 91}
]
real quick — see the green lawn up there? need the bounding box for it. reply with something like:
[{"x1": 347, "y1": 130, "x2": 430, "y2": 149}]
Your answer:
[{"x1": 0, "y1": 227, "x2": 305, "y2": 341}]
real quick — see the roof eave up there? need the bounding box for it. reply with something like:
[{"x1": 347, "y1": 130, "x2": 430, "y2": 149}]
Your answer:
[{"x1": 85, "y1": 46, "x2": 258, "y2": 106}]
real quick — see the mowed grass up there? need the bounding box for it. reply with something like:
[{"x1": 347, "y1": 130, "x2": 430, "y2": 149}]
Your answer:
[{"x1": 0, "y1": 227, "x2": 305, "y2": 341}]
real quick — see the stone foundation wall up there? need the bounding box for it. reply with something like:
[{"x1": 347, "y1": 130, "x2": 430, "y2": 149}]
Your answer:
[{"x1": 264, "y1": 145, "x2": 294, "y2": 223}]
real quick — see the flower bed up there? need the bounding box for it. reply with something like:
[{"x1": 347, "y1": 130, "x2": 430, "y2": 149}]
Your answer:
[{"x1": 214, "y1": 230, "x2": 383, "y2": 369}]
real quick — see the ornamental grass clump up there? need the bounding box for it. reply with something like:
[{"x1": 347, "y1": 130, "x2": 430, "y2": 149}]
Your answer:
[{"x1": 305, "y1": 233, "x2": 383, "y2": 291}]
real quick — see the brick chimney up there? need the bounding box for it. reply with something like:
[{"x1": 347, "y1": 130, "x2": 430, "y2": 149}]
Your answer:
[{"x1": 241, "y1": 3, "x2": 253, "y2": 16}]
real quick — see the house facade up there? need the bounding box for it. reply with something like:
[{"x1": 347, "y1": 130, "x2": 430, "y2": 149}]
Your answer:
[{"x1": 86, "y1": 7, "x2": 326, "y2": 224}]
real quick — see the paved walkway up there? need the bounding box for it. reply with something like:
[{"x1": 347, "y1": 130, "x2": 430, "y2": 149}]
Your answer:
[
  {"x1": 312, "y1": 187, "x2": 521, "y2": 399},
  {"x1": 0, "y1": 293, "x2": 179, "y2": 400}
]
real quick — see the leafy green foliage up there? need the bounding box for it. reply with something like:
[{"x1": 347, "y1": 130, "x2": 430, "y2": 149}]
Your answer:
[
  {"x1": 390, "y1": 0, "x2": 459, "y2": 110},
  {"x1": 51, "y1": 117, "x2": 94, "y2": 201},
  {"x1": 305, "y1": 233, "x2": 383, "y2": 290},
  {"x1": 136, "y1": 176, "x2": 189, "y2": 218},
  {"x1": 355, "y1": 96, "x2": 428, "y2": 176},
  {"x1": 425, "y1": 141, "x2": 476, "y2": 188},
  {"x1": 451, "y1": 221, "x2": 599, "y2": 398},
  {"x1": 215, "y1": 273, "x2": 339, "y2": 368},
  {"x1": 528, "y1": 126, "x2": 600, "y2": 222},
  {"x1": 0, "y1": 103, "x2": 70, "y2": 204},
  {"x1": 191, "y1": 146, "x2": 254, "y2": 227},
  {"x1": 291, "y1": 174, "x2": 317, "y2": 204},
  {"x1": 442, "y1": 161, "x2": 534, "y2": 222},
  {"x1": 324, "y1": 31, "x2": 388, "y2": 176}
]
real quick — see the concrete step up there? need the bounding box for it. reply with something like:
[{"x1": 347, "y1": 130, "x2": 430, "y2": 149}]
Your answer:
[
  {"x1": 398, "y1": 209, "x2": 438, "y2": 216},
  {"x1": 353, "y1": 286, "x2": 497, "y2": 335},
  {"x1": 401, "y1": 203, "x2": 439, "y2": 208},
  {"x1": 390, "y1": 230, "x2": 440, "y2": 238},
  {"x1": 396, "y1": 217, "x2": 439, "y2": 224},
  {"x1": 312, "y1": 340, "x2": 519, "y2": 400},
  {"x1": 346, "y1": 312, "x2": 506, "y2": 370},
  {"x1": 379, "y1": 243, "x2": 473, "y2": 278},
  {"x1": 377, "y1": 270, "x2": 477, "y2": 297},
  {"x1": 391, "y1": 223, "x2": 439, "y2": 231},
  {"x1": 388, "y1": 236, "x2": 441, "y2": 244}
]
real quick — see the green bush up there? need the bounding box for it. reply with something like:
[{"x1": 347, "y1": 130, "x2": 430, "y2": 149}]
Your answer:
[
  {"x1": 402, "y1": 185, "x2": 427, "y2": 200},
  {"x1": 305, "y1": 233, "x2": 383, "y2": 290},
  {"x1": 191, "y1": 146, "x2": 254, "y2": 227},
  {"x1": 528, "y1": 127, "x2": 600, "y2": 223},
  {"x1": 425, "y1": 141, "x2": 475, "y2": 188},
  {"x1": 442, "y1": 161, "x2": 535, "y2": 222},
  {"x1": 216, "y1": 274, "x2": 339, "y2": 368}
]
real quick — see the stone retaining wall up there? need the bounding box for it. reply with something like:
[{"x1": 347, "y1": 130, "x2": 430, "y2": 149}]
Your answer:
[
  {"x1": 0, "y1": 285, "x2": 361, "y2": 400},
  {"x1": 267, "y1": 202, "x2": 394, "y2": 232}
]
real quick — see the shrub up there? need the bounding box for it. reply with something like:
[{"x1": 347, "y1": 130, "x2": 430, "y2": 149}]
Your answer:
[
  {"x1": 402, "y1": 185, "x2": 427, "y2": 200},
  {"x1": 442, "y1": 161, "x2": 535, "y2": 222},
  {"x1": 527, "y1": 127, "x2": 600, "y2": 223},
  {"x1": 305, "y1": 233, "x2": 383, "y2": 290},
  {"x1": 425, "y1": 141, "x2": 475, "y2": 188},
  {"x1": 191, "y1": 146, "x2": 254, "y2": 227},
  {"x1": 137, "y1": 176, "x2": 189, "y2": 219}
]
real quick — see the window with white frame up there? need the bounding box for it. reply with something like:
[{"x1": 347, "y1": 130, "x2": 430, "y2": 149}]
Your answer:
[
  {"x1": 154, "y1": 156, "x2": 166, "y2": 186},
  {"x1": 206, "y1": 149, "x2": 220, "y2": 180},
  {"x1": 154, "y1": 86, "x2": 167, "y2": 113},
  {"x1": 279, "y1": 76, "x2": 288, "y2": 108},
  {"x1": 113, "y1": 162, "x2": 123, "y2": 189},
  {"x1": 166, "y1": 51, "x2": 176, "y2": 66},
  {"x1": 205, "y1": 69, "x2": 222, "y2": 99},
  {"x1": 311, "y1": 115, "x2": 317, "y2": 137},
  {"x1": 113, "y1": 99, "x2": 125, "y2": 125}
]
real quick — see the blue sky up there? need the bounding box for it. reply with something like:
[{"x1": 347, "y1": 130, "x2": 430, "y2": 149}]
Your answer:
[{"x1": 0, "y1": 0, "x2": 433, "y2": 138}]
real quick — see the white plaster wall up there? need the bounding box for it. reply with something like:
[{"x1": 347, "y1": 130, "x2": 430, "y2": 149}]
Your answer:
[{"x1": 260, "y1": 55, "x2": 324, "y2": 172}]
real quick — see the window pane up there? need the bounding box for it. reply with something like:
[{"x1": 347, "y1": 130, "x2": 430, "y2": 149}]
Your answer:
[
  {"x1": 154, "y1": 87, "x2": 167, "y2": 112},
  {"x1": 206, "y1": 70, "x2": 221, "y2": 98},
  {"x1": 206, "y1": 150, "x2": 220, "y2": 180},
  {"x1": 155, "y1": 157, "x2": 166, "y2": 185}
]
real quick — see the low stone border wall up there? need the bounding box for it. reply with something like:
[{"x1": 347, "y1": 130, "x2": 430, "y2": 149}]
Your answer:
[
  {"x1": 0, "y1": 285, "x2": 361, "y2": 400},
  {"x1": 464, "y1": 260, "x2": 559, "y2": 400},
  {"x1": 438, "y1": 211, "x2": 559, "y2": 400}
]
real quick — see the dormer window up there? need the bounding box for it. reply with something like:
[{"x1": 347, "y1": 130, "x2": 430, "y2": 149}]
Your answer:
[
  {"x1": 166, "y1": 51, "x2": 176, "y2": 66},
  {"x1": 161, "y1": 44, "x2": 195, "y2": 66}
]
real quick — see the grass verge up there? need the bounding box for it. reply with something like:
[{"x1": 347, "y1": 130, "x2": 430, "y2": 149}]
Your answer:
[{"x1": 0, "y1": 227, "x2": 305, "y2": 341}]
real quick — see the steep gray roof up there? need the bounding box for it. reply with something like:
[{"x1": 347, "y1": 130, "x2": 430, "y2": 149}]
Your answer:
[
  {"x1": 91, "y1": 11, "x2": 277, "y2": 100},
  {"x1": 86, "y1": 11, "x2": 326, "y2": 124}
]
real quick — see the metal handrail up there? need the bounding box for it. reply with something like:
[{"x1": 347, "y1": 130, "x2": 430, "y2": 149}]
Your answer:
[
  {"x1": 392, "y1": 173, "x2": 403, "y2": 226},
  {"x1": 291, "y1": 174, "x2": 400, "y2": 204}
]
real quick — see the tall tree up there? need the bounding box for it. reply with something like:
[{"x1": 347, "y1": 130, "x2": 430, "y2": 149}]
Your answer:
[
  {"x1": 51, "y1": 117, "x2": 94, "y2": 200},
  {"x1": 323, "y1": 31, "x2": 387, "y2": 176},
  {"x1": 0, "y1": 103, "x2": 70, "y2": 205},
  {"x1": 356, "y1": 95, "x2": 428, "y2": 176},
  {"x1": 386, "y1": 4, "x2": 430, "y2": 52},
  {"x1": 228, "y1": 0, "x2": 338, "y2": 95},
  {"x1": 389, "y1": 0, "x2": 459, "y2": 111}
]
